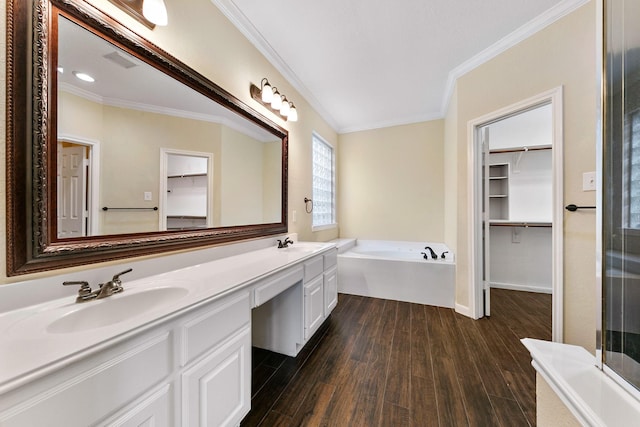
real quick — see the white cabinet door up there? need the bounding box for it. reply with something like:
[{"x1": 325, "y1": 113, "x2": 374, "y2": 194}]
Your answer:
[
  {"x1": 324, "y1": 266, "x2": 338, "y2": 316},
  {"x1": 182, "y1": 326, "x2": 251, "y2": 427},
  {"x1": 304, "y1": 275, "x2": 324, "y2": 340}
]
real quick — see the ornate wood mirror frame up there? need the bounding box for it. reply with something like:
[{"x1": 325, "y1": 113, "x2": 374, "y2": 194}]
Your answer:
[{"x1": 6, "y1": 0, "x2": 288, "y2": 276}]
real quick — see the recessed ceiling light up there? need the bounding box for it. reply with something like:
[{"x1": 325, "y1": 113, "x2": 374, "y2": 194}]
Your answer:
[
  {"x1": 57, "y1": 66, "x2": 64, "y2": 73},
  {"x1": 72, "y1": 71, "x2": 95, "y2": 83}
]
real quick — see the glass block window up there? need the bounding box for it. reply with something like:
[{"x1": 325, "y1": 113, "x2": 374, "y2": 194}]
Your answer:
[{"x1": 312, "y1": 133, "x2": 336, "y2": 229}]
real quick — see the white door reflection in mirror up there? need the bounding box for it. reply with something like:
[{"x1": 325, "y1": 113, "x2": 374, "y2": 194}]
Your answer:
[
  {"x1": 160, "y1": 149, "x2": 214, "y2": 231},
  {"x1": 57, "y1": 142, "x2": 87, "y2": 238}
]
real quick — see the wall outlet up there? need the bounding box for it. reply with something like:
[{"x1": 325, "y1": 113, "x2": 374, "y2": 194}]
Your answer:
[
  {"x1": 582, "y1": 172, "x2": 596, "y2": 191},
  {"x1": 512, "y1": 228, "x2": 521, "y2": 244},
  {"x1": 144, "y1": 191, "x2": 152, "y2": 201}
]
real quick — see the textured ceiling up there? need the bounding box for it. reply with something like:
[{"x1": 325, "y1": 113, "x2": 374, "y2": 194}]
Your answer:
[{"x1": 214, "y1": 0, "x2": 588, "y2": 133}]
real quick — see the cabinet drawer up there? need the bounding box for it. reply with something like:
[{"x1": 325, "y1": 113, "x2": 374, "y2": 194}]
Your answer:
[
  {"x1": 324, "y1": 249, "x2": 337, "y2": 269},
  {"x1": 181, "y1": 292, "x2": 250, "y2": 366},
  {"x1": 0, "y1": 332, "x2": 173, "y2": 427},
  {"x1": 304, "y1": 256, "x2": 324, "y2": 281},
  {"x1": 98, "y1": 383, "x2": 172, "y2": 427},
  {"x1": 253, "y1": 266, "x2": 303, "y2": 307}
]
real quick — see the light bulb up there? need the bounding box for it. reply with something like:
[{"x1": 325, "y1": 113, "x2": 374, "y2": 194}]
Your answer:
[
  {"x1": 280, "y1": 98, "x2": 290, "y2": 117},
  {"x1": 261, "y1": 80, "x2": 273, "y2": 103},
  {"x1": 288, "y1": 105, "x2": 298, "y2": 122},
  {"x1": 142, "y1": 0, "x2": 168, "y2": 26},
  {"x1": 271, "y1": 89, "x2": 282, "y2": 110}
]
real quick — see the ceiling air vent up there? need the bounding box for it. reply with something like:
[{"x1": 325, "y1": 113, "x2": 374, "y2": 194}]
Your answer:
[{"x1": 103, "y1": 51, "x2": 139, "y2": 69}]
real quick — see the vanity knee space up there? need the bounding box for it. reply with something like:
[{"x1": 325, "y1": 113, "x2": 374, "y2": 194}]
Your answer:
[{"x1": 251, "y1": 248, "x2": 339, "y2": 356}]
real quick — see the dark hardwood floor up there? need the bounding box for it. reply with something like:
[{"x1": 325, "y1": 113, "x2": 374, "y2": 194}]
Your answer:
[{"x1": 241, "y1": 288, "x2": 552, "y2": 427}]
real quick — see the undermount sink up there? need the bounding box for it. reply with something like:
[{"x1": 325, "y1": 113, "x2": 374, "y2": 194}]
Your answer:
[{"x1": 46, "y1": 287, "x2": 189, "y2": 334}]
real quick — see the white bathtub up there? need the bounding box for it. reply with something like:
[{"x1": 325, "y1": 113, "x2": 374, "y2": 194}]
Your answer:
[{"x1": 336, "y1": 239, "x2": 455, "y2": 308}]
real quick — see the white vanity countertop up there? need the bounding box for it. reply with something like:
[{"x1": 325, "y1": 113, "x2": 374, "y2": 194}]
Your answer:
[
  {"x1": 522, "y1": 338, "x2": 640, "y2": 426},
  {"x1": 0, "y1": 242, "x2": 336, "y2": 394}
]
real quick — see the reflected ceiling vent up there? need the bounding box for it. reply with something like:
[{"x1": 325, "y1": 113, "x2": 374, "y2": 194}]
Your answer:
[{"x1": 103, "y1": 51, "x2": 139, "y2": 69}]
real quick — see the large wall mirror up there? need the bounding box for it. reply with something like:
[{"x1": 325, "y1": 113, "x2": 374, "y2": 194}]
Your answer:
[{"x1": 6, "y1": 0, "x2": 288, "y2": 275}]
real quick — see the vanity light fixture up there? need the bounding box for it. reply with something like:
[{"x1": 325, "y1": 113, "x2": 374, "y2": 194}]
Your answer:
[
  {"x1": 142, "y1": 0, "x2": 168, "y2": 26},
  {"x1": 260, "y1": 78, "x2": 273, "y2": 103},
  {"x1": 280, "y1": 96, "x2": 290, "y2": 117},
  {"x1": 250, "y1": 78, "x2": 299, "y2": 122},
  {"x1": 73, "y1": 71, "x2": 95, "y2": 82},
  {"x1": 57, "y1": 66, "x2": 64, "y2": 73},
  {"x1": 271, "y1": 88, "x2": 283, "y2": 110},
  {"x1": 288, "y1": 103, "x2": 298, "y2": 122}
]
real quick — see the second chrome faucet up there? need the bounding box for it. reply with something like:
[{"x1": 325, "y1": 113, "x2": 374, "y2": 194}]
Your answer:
[{"x1": 63, "y1": 268, "x2": 133, "y2": 303}]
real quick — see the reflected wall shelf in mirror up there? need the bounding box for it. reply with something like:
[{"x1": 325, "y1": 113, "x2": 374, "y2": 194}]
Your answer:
[{"x1": 6, "y1": 0, "x2": 289, "y2": 275}]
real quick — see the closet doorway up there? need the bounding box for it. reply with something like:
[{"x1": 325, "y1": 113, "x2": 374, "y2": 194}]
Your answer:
[
  {"x1": 159, "y1": 149, "x2": 214, "y2": 231},
  {"x1": 469, "y1": 88, "x2": 563, "y2": 342}
]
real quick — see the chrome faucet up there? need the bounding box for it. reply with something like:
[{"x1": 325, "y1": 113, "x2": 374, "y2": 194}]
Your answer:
[
  {"x1": 277, "y1": 237, "x2": 294, "y2": 248},
  {"x1": 63, "y1": 268, "x2": 132, "y2": 303},
  {"x1": 96, "y1": 268, "x2": 132, "y2": 299}
]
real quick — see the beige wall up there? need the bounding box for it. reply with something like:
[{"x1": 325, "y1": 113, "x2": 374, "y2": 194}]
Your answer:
[
  {"x1": 220, "y1": 127, "x2": 264, "y2": 226},
  {"x1": 0, "y1": 0, "x2": 338, "y2": 283},
  {"x1": 444, "y1": 85, "x2": 459, "y2": 255},
  {"x1": 338, "y1": 121, "x2": 445, "y2": 241},
  {"x1": 536, "y1": 373, "x2": 581, "y2": 426},
  {"x1": 448, "y1": 1, "x2": 597, "y2": 351}
]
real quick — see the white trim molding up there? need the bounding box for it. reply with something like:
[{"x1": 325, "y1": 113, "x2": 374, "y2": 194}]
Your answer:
[
  {"x1": 467, "y1": 87, "x2": 564, "y2": 342},
  {"x1": 211, "y1": 0, "x2": 588, "y2": 134},
  {"x1": 440, "y1": 0, "x2": 588, "y2": 117}
]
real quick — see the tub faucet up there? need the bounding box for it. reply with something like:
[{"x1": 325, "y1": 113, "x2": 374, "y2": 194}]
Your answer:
[
  {"x1": 424, "y1": 246, "x2": 438, "y2": 260},
  {"x1": 277, "y1": 237, "x2": 294, "y2": 248}
]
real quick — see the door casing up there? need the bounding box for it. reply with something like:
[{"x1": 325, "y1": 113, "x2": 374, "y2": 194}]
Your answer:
[{"x1": 467, "y1": 87, "x2": 564, "y2": 342}]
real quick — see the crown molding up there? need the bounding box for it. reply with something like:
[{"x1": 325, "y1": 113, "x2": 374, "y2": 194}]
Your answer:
[
  {"x1": 439, "y1": 0, "x2": 590, "y2": 116},
  {"x1": 338, "y1": 111, "x2": 444, "y2": 135},
  {"x1": 211, "y1": 0, "x2": 340, "y2": 132},
  {"x1": 59, "y1": 83, "x2": 276, "y2": 142}
]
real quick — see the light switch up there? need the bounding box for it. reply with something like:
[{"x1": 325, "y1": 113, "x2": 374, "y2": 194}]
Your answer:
[
  {"x1": 144, "y1": 191, "x2": 152, "y2": 201},
  {"x1": 292, "y1": 210, "x2": 297, "y2": 223},
  {"x1": 582, "y1": 172, "x2": 596, "y2": 191}
]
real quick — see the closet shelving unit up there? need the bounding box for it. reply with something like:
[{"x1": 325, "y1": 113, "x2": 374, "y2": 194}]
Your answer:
[
  {"x1": 488, "y1": 145, "x2": 552, "y2": 227},
  {"x1": 166, "y1": 173, "x2": 208, "y2": 231},
  {"x1": 489, "y1": 163, "x2": 509, "y2": 221}
]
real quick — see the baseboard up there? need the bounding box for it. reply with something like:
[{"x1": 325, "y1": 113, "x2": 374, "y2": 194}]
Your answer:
[
  {"x1": 490, "y1": 281, "x2": 552, "y2": 294},
  {"x1": 455, "y1": 303, "x2": 472, "y2": 317}
]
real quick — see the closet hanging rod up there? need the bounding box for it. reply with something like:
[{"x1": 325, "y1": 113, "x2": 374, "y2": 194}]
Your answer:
[
  {"x1": 490, "y1": 222, "x2": 552, "y2": 228},
  {"x1": 102, "y1": 206, "x2": 158, "y2": 211},
  {"x1": 489, "y1": 145, "x2": 552, "y2": 154},
  {"x1": 565, "y1": 204, "x2": 595, "y2": 212}
]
